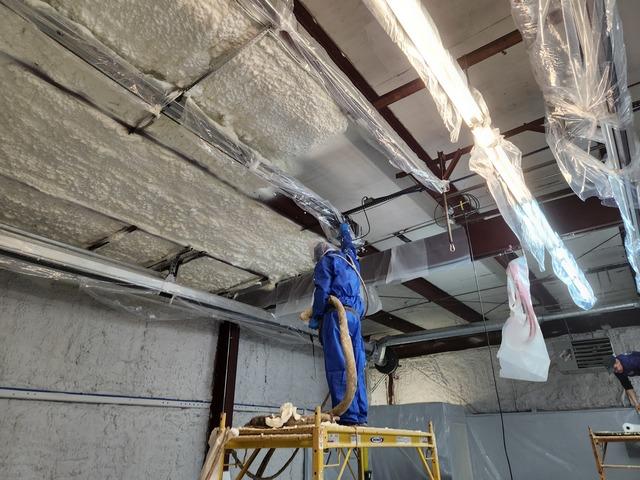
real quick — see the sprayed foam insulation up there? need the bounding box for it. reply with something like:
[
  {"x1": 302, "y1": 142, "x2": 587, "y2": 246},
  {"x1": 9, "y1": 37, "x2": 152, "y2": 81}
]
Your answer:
[
  {"x1": 1, "y1": 3, "x2": 153, "y2": 128},
  {"x1": 0, "y1": 174, "x2": 126, "y2": 247},
  {"x1": 42, "y1": 0, "x2": 262, "y2": 88},
  {"x1": 0, "y1": 62, "x2": 319, "y2": 283},
  {"x1": 0, "y1": 6, "x2": 275, "y2": 201},
  {"x1": 40, "y1": 0, "x2": 349, "y2": 170},
  {"x1": 177, "y1": 256, "x2": 259, "y2": 293},
  {"x1": 194, "y1": 35, "x2": 349, "y2": 168},
  {"x1": 94, "y1": 230, "x2": 183, "y2": 266},
  {"x1": 145, "y1": 116, "x2": 272, "y2": 199}
]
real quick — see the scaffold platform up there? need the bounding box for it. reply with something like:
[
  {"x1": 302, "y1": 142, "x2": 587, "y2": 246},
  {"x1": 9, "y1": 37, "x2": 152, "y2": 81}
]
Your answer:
[
  {"x1": 219, "y1": 407, "x2": 441, "y2": 480},
  {"x1": 589, "y1": 427, "x2": 640, "y2": 479}
]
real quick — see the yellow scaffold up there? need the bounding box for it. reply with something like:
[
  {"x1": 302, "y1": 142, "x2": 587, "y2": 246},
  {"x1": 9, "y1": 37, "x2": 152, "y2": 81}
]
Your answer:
[
  {"x1": 217, "y1": 407, "x2": 441, "y2": 480},
  {"x1": 588, "y1": 427, "x2": 640, "y2": 479}
]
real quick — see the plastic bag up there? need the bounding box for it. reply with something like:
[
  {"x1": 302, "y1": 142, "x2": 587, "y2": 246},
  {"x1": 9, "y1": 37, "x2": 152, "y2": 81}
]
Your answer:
[{"x1": 497, "y1": 257, "x2": 550, "y2": 382}]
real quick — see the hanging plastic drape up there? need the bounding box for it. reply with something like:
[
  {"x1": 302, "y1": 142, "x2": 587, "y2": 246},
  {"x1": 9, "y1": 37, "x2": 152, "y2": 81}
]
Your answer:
[
  {"x1": 497, "y1": 256, "x2": 550, "y2": 382},
  {"x1": 363, "y1": 0, "x2": 596, "y2": 309},
  {"x1": 511, "y1": 0, "x2": 640, "y2": 292}
]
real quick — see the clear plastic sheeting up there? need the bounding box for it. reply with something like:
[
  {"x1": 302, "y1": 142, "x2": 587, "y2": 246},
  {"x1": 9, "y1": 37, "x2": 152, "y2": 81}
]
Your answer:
[
  {"x1": 0, "y1": 252, "x2": 78, "y2": 284},
  {"x1": 470, "y1": 132, "x2": 596, "y2": 309},
  {"x1": 79, "y1": 279, "x2": 211, "y2": 322},
  {"x1": 364, "y1": 0, "x2": 596, "y2": 310},
  {"x1": 367, "y1": 403, "x2": 474, "y2": 480},
  {"x1": 511, "y1": 0, "x2": 640, "y2": 292},
  {"x1": 81, "y1": 277, "x2": 315, "y2": 345},
  {"x1": 386, "y1": 238, "x2": 430, "y2": 285},
  {"x1": 361, "y1": 0, "x2": 463, "y2": 142},
  {"x1": 0, "y1": 251, "x2": 317, "y2": 345},
  {"x1": 3, "y1": 0, "x2": 447, "y2": 248},
  {"x1": 236, "y1": 0, "x2": 449, "y2": 193},
  {"x1": 274, "y1": 274, "x2": 383, "y2": 322},
  {"x1": 270, "y1": 230, "x2": 470, "y2": 320},
  {"x1": 497, "y1": 257, "x2": 550, "y2": 382}
]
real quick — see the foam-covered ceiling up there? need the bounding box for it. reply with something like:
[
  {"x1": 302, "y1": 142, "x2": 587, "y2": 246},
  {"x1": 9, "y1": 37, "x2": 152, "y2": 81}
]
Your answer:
[
  {"x1": 1, "y1": 0, "x2": 358, "y2": 293},
  {"x1": 2, "y1": 0, "x2": 639, "y2": 331}
]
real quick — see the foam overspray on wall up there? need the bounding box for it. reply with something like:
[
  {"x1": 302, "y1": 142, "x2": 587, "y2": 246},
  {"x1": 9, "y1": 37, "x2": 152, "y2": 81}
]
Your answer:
[{"x1": 369, "y1": 327, "x2": 640, "y2": 413}]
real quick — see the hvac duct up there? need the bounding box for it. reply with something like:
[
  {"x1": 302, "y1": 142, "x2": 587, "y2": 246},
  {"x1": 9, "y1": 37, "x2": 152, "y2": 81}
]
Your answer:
[{"x1": 373, "y1": 301, "x2": 640, "y2": 369}]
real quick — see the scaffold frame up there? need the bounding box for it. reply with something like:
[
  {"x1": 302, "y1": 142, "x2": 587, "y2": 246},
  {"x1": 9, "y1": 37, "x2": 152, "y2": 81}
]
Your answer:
[{"x1": 220, "y1": 407, "x2": 441, "y2": 480}]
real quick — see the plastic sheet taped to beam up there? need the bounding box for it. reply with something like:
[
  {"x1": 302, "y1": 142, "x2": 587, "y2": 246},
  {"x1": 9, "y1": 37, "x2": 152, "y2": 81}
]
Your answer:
[
  {"x1": 265, "y1": 228, "x2": 471, "y2": 318},
  {"x1": 363, "y1": 0, "x2": 596, "y2": 310},
  {"x1": 2, "y1": 0, "x2": 446, "y2": 246},
  {"x1": 511, "y1": 0, "x2": 640, "y2": 292}
]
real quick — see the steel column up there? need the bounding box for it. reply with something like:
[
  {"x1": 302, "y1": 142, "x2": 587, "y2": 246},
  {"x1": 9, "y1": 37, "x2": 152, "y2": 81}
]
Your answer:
[{"x1": 206, "y1": 321, "x2": 240, "y2": 456}]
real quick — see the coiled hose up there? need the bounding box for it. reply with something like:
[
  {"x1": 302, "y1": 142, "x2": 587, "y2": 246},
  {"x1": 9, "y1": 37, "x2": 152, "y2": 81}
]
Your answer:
[{"x1": 248, "y1": 295, "x2": 357, "y2": 426}]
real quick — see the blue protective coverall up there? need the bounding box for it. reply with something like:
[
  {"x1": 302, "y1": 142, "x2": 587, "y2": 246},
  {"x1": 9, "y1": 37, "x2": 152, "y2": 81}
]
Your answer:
[
  {"x1": 311, "y1": 224, "x2": 367, "y2": 425},
  {"x1": 614, "y1": 352, "x2": 640, "y2": 390}
]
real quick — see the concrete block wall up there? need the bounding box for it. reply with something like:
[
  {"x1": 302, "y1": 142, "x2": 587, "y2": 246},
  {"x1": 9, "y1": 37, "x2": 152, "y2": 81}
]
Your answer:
[
  {"x1": 0, "y1": 269, "x2": 325, "y2": 479},
  {"x1": 232, "y1": 331, "x2": 326, "y2": 480},
  {"x1": 369, "y1": 326, "x2": 640, "y2": 413}
]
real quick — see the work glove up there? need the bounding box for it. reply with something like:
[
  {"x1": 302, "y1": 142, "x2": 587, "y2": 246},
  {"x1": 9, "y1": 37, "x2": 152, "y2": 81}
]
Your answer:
[
  {"x1": 339, "y1": 222, "x2": 350, "y2": 238},
  {"x1": 308, "y1": 316, "x2": 320, "y2": 330}
]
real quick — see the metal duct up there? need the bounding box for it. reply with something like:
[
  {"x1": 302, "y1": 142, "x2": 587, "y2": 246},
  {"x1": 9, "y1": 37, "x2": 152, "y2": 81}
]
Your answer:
[
  {"x1": 373, "y1": 301, "x2": 640, "y2": 365},
  {"x1": 238, "y1": 228, "x2": 470, "y2": 310}
]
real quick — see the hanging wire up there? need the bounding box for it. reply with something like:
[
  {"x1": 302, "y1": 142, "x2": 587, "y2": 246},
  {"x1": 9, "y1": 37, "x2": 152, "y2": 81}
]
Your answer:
[
  {"x1": 576, "y1": 232, "x2": 621, "y2": 260},
  {"x1": 463, "y1": 209, "x2": 515, "y2": 480},
  {"x1": 354, "y1": 196, "x2": 373, "y2": 241}
]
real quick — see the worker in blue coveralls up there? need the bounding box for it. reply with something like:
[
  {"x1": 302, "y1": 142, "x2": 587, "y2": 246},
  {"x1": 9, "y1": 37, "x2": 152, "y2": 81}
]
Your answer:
[
  {"x1": 309, "y1": 222, "x2": 367, "y2": 425},
  {"x1": 604, "y1": 352, "x2": 640, "y2": 412}
]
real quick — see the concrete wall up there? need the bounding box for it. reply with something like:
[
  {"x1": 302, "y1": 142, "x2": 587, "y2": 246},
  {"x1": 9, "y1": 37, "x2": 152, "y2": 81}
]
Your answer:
[
  {"x1": 0, "y1": 269, "x2": 325, "y2": 479},
  {"x1": 369, "y1": 326, "x2": 640, "y2": 413}
]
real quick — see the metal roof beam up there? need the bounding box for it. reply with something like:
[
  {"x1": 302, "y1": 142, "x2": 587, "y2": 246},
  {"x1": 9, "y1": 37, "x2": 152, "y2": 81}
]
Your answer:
[{"x1": 374, "y1": 30, "x2": 523, "y2": 109}]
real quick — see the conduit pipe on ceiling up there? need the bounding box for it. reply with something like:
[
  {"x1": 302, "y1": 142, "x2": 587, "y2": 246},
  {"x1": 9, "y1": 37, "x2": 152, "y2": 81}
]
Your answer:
[
  {"x1": 0, "y1": 223, "x2": 316, "y2": 342},
  {"x1": 372, "y1": 301, "x2": 640, "y2": 367}
]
